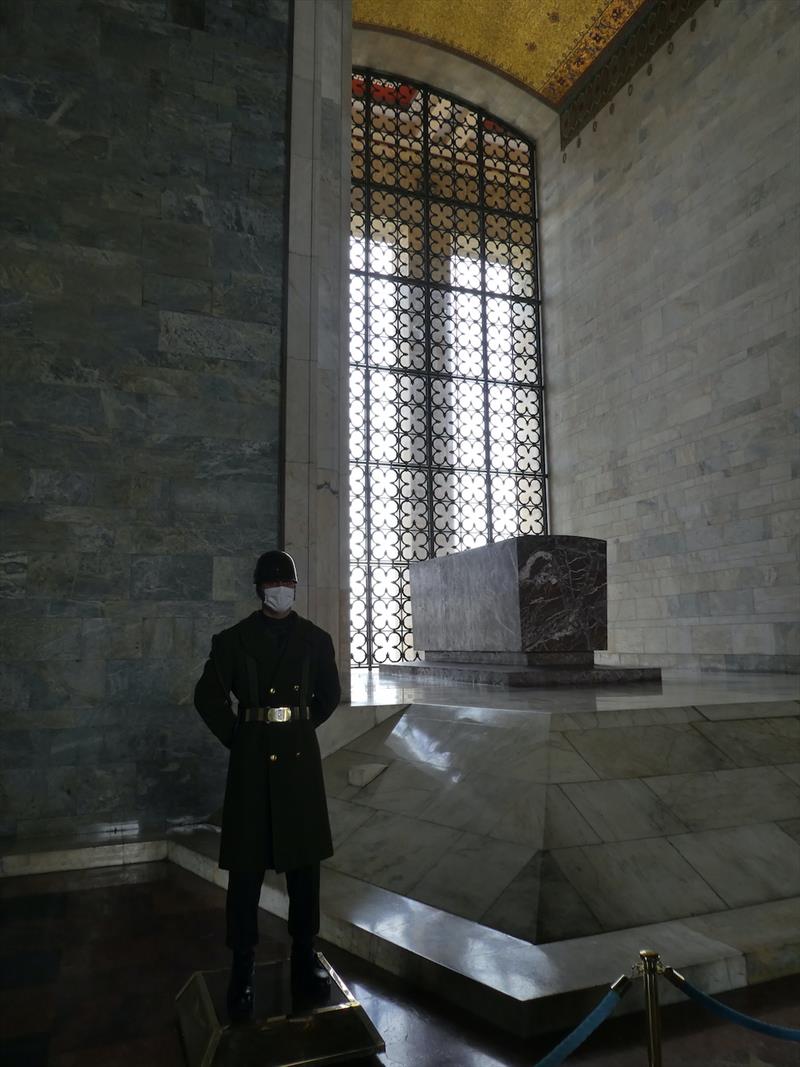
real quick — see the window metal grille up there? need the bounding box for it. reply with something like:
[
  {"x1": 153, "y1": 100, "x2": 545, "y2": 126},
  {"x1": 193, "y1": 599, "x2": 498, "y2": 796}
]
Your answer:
[{"x1": 349, "y1": 70, "x2": 547, "y2": 667}]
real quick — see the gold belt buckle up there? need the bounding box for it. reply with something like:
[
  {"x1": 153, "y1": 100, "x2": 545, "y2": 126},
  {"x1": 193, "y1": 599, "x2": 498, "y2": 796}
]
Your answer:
[{"x1": 266, "y1": 706, "x2": 292, "y2": 723}]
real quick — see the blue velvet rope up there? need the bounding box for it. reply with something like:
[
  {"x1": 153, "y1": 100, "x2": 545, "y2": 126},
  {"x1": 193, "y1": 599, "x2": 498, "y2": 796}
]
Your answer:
[
  {"x1": 533, "y1": 987, "x2": 624, "y2": 1067},
  {"x1": 665, "y1": 971, "x2": 800, "y2": 1043}
]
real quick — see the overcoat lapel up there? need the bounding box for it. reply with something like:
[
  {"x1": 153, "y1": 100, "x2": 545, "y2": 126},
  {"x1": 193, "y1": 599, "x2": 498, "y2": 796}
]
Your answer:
[{"x1": 235, "y1": 610, "x2": 313, "y2": 697}]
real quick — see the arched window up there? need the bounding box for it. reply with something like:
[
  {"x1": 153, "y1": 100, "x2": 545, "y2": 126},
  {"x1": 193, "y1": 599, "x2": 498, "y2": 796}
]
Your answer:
[{"x1": 349, "y1": 70, "x2": 547, "y2": 667}]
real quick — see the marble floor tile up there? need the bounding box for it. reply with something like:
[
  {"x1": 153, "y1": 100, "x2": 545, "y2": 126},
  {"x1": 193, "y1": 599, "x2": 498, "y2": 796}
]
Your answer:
[
  {"x1": 533, "y1": 853, "x2": 605, "y2": 943},
  {"x1": 778, "y1": 818, "x2": 800, "y2": 845},
  {"x1": 325, "y1": 797, "x2": 376, "y2": 850},
  {"x1": 322, "y1": 747, "x2": 377, "y2": 800},
  {"x1": 354, "y1": 758, "x2": 448, "y2": 817},
  {"x1": 550, "y1": 706, "x2": 702, "y2": 731},
  {"x1": 476, "y1": 730, "x2": 550, "y2": 783},
  {"x1": 480, "y1": 853, "x2": 603, "y2": 944},
  {"x1": 697, "y1": 700, "x2": 800, "y2": 721},
  {"x1": 562, "y1": 779, "x2": 688, "y2": 842},
  {"x1": 542, "y1": 734, "x2": 599, "y2": 783},
  {"x1": 644, "y1": 766, "x2": 800, "y2": 831},
  {"x1": 477, "y1": 854, "x2": 542, "y2": 943},
  {"x1": 542, "y1": 786, "x2": 601, "y2": 849},
  {"x1": 694, "y1": 716, "x2": 800, "y2": 766},
  {"x1": 564, "y1": 723, "x2": 734, "y2": 779},
  {"x1": 551, "y1": 838, "x2": 726, "y2": 930},
  {"x1": 419, "y1": 772, "x2": 546, "y2": 846},
  {"x1": 339, "y1": 711, "x2": 407, "y2": 760},
  {"x1": 350, "y1": 715, "x2": 491, "y2": 774},
  {"x1": 409, "y1": 832, "x2": 535, "y2": 921},
  {"x1": 782, "y1": 763, "x2": 800, "y2": 786},
  {"x1": 669, "y1": 824, "x2": 800, "y2": 908},
  {"x1": 324, "y1": 810, "x2": 461, "y2": 895},
  {"x1": 346, "y1": 762, "x2": 387, "y2": 787}
]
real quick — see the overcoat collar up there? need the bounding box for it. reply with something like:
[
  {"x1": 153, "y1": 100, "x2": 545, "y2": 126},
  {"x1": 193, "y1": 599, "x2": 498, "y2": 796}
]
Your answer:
[{"x1": 237, "y1": 610, "x2": 311, "y2": 668}]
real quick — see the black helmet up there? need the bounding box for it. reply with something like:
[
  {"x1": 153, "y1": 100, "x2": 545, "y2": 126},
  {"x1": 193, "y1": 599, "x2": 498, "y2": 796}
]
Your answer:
[{"x1": 253, "y1": 550, "x2": 298, "y2": 585}]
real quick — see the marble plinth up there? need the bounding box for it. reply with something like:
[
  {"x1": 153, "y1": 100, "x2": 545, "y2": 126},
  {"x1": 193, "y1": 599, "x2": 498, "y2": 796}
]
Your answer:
[
  {"x1": 383, "y1": 661, "x2": 661, "y2": 687},
  {"x1": 409, "y1": 536, "x2": 607, "y2": 654}
]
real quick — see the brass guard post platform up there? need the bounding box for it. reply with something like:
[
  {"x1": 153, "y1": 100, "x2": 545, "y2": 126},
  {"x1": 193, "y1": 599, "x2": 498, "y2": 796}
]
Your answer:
[{"x1": 176, "y1": 953, "x2": 385, "y2": 1066}]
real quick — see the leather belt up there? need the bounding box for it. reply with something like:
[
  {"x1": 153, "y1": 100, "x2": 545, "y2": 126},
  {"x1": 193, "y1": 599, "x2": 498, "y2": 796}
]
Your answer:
[{"x1": 239, "y1": 705, "x2": 308, "y2": 723}]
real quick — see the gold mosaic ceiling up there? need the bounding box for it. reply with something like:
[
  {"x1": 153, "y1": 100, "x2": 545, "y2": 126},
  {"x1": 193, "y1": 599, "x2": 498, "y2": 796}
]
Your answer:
[{"x1": 352, "y1": 0, "x2": 651, "y2": 108}]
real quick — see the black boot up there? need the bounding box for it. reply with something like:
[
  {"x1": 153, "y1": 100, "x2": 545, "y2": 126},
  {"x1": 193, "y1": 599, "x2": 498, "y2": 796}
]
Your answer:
[
  {"x1": 226, "y1": 948, "x2": 255, "y2": 1023},
  {"x1": 290, "y1": 942, "x2": 330, "y2": 1002}
]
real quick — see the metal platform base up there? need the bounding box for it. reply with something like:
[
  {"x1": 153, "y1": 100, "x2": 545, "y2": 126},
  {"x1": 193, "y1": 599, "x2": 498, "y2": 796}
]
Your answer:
[{"x1": 176, "y1": 953, "x2": 385, "y2": 1066}]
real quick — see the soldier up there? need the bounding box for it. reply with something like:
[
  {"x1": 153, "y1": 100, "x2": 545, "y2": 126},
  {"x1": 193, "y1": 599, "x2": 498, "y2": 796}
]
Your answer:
[{"x1": 193, "y1": 550, "x2": 341, "y2": 1022}]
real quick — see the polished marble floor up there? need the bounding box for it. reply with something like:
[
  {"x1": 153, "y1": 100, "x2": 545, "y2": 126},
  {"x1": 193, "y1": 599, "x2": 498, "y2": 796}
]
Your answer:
[
  {"x1": 350, "y1": 668, "x2": 800, "y2": 713},
  {"x1": 1, "y1": 861, "x2": 799, "y2": 1066}
]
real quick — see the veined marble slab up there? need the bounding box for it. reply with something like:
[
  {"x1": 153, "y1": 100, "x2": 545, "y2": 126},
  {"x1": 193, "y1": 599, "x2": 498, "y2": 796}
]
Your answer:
[
  {"x1": 669, "y1": 824, "x2": 800, "y2": 908},
  {"x1": 693, "y1": 715, "x2": 800, "y2": 766},
  {"x1": 410, "y1": 535, "x2": 607, "y2": 653},
  {"x1": 564, "y1": 722, "x2": 735, "y2": 779},
  {"x1": 644, "y1": 766, "x2": 800, "y2": 831},
  {"x1": 551, "y1": 838, "x2": 726, "y2": 929},
  {"x1": 562, "y1": 779, "x2": 688, "y2": 841}
]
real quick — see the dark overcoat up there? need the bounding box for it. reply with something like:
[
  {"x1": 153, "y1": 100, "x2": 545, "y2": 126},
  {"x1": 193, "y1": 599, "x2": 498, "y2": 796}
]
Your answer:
[{"x1": 193, "y1": 609, "x2": 341, "y2": 873}]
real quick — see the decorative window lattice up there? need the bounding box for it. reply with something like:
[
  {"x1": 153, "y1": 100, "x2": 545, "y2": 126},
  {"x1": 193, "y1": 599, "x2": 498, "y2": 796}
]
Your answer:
[{"x1": 349, "y1": 71, "x2": 547, "y2": 667}]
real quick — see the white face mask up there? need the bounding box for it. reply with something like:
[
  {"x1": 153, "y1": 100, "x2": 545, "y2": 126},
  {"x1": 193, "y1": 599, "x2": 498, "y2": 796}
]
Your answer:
[{"x1": 262, "y1": 586, "x2": 295, "y2": 614}]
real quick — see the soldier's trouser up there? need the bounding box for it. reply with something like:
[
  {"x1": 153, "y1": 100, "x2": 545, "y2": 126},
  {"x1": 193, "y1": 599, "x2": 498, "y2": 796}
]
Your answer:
[{"x1": 226, "y1": 864, "x2": 320, "y2": 951}]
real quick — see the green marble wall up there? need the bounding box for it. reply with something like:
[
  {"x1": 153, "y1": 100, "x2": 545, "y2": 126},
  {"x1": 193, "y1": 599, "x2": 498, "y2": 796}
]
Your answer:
[{"x1": 0, "y1": 0, "x2": 291, "y2": 837}]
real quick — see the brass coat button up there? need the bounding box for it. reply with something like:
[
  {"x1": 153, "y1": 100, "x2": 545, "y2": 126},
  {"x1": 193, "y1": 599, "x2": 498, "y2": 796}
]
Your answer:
[
  {"x1": 295, "y1": 752, "x2": 301, "y2": 758},
  {"x1": 269, "y1": 754, "x2": 278, "y2": 762},
  {"x1": 269, "y1": 687, "x2": 276, "y2": 694},
  {"x1": 293, "y1": 684, "x2": 299, "y2": 691}
]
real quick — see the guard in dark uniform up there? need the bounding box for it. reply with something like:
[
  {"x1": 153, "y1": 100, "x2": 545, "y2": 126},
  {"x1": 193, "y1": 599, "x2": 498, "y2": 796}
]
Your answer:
[{"x1": 193, "y1": 550, "x2": 341, "y2": 1022}]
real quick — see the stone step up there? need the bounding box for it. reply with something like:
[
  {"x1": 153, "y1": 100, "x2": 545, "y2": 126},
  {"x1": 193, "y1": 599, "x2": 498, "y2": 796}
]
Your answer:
[{"x1": 2, "y1": 823, "x2": 797, "y2": 1038}]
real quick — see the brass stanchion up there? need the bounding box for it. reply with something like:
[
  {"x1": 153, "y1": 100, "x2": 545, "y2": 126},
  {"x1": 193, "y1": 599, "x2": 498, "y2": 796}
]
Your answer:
[{"x1": 640, "y1": 950, "x2": 663, "y2": 1067}]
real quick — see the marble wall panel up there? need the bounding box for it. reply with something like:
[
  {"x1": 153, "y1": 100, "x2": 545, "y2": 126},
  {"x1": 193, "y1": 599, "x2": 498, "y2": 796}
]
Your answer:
[
  {"x1": 0, "y1": 0, "x2": 291, "y2": 835},
  {"x1": 282, "y1": 0, "x2": 351, "y2": 696},
  {"x1": 542, "y1": 0, "x2": 800, "y2": 670}
]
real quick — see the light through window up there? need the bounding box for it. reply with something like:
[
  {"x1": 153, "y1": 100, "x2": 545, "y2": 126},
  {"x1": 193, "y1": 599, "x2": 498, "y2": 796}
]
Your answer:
[{"x1": 349, "y1": 72, "x2": 547, "y2": 667}]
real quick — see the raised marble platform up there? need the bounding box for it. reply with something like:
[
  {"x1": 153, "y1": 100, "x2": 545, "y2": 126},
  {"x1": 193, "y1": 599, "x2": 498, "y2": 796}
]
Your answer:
[
  {"x1": 3, "y1": 677, "x2": 798, "y2": 1038},
  {"x1": 5, "y1": 822, "x2": 796, "y2": 1039}
]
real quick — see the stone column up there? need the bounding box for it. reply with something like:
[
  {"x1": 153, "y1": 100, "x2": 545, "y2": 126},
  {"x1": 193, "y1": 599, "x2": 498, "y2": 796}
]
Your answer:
[{"x1": 284, "y1": 0, "x2": 352, "y2": 697}]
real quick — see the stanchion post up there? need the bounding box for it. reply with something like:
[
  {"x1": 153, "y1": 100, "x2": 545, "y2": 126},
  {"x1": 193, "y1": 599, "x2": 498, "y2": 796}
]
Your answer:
[{"x1": 640, "y1": 949, "x2": 663, "y2": 1067}]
